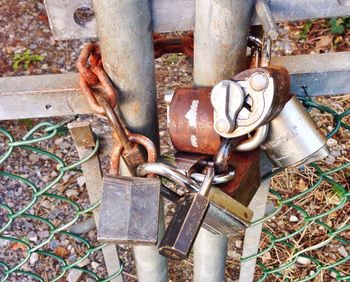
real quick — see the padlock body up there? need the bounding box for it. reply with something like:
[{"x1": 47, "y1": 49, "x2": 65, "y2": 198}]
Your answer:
[
  {"x1": 261, "y1": 96, "x2": 329, "y2": 167},
  {"x1": 98, "y1": 176, "x2": 160, "y2": 245},
  {"x1": 168, "y1": 87, "x2": 221, "y2": 155},
  {"x1": 159, "y1": 193, "x2": 209, "y2": 260}
]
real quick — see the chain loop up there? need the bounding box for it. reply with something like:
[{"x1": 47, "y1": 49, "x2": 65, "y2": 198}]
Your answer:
[{"x1": 77, "y1": 43, "x2": 117, "y2": 115}]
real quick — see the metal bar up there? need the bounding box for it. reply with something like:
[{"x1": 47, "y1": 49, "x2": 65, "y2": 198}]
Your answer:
[
  {"x1": 68, "y1": 121, "x2": 123, "y2": 282},
  {"x1": 1, "y1": 52, "x2": 350, "y2": 121},
  {"x1": 44, "y1": 0, "x2": 350, "y2": 40},
  {"x1": 193, "y1": 1, "x2": 255, "y2": 281},
  {"x1": 0, "y1": 73, "x2": 90, "y2": 120},
  {"x1": 238, "y1": 178, "x2": 271, "y2": 282},
  {"x1": 271, "y1": 52, "x2": 350, "y2": 96},
  {"x1": 193, "y1": 0, "x2": 255, "y2": 85},
  {"x1": 92, "y1": 1, "x2": 167, "y2": 281}
]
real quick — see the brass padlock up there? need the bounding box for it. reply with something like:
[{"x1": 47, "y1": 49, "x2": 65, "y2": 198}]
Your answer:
[
  {"x1": 159, "y1": 168, "x2": 215, "y2": 260},
  {"x1": 137, "y1": 163, "x2": 253, "y2": 235}
]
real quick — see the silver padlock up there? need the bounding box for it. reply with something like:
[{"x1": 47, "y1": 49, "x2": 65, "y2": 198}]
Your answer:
[
  {"x1": 97, "y1": 176, "x2": 161, "y2": 245},
  {"x1": 261, "y1": 96, "x2": 329, "y2": 167},
  {"x1": 97, "y1": 134, "x2": 161, "y2": 245}
]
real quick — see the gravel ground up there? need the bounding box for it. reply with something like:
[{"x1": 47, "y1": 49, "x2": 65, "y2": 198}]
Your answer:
[{"x1": 1, "y1": 1, "x2": 350, "y2": 281}]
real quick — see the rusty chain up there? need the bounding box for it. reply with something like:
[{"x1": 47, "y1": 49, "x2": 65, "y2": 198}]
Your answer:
[{"x1": 77, "y1": 34, "x2": 193, "y2": 116}]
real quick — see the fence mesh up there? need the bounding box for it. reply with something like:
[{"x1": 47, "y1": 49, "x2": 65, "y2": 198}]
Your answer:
[{"x1": 0, "y1": 94, "x2": 349, "y2": 281}]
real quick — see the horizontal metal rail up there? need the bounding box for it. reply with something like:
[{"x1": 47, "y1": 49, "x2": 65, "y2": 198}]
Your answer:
[
  {"x1": 1, "y1": 51, "x2": 350, "y2": 120},
  {"x1": 44, "y1": 0, "x2": 350, "y2": 40}
]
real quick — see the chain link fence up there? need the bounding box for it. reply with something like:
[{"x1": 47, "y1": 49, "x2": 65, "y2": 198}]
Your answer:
[{"x1": 0, "y1": 95, "x2": 349, "y2": 281}]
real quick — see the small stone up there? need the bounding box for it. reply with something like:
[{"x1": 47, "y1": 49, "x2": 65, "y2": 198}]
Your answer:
[
  {"x1": 325, "y1": 155, "x2": 335, "y2": 165},
  {"x1": 338, "y1": 246, "x2": 349, "y2": 258},
  {"x1": 6, "y1": 47, "x2": 14, "y2": 54},
  {"x1": 58, "y1": 57, "x2": 65, "y2": 65},
  {"x1": 0, "y1": 239, "x2": 9, "y2": 248},
  {"x1": 41, "y1": 175, "x2": 50, "y2": 183},
  {"x1": 36, "y1": 2, "x2": 45, "y2": 10},
  {"x1": 41, "y1": 63, "x2": 48, "y2": 70},
  {"x1": 330, "y1": 271, "x2": 338, "y2": 278},
  {"x1": 235, "y1": 240, "x2": 243, "y2": 249},
  {"x1": 37, "y1": 230, "x2": 49, "y2": 238},
  {"x1": 27, "y1": 231, "x2": 38, "y2": 242},
  {"x1": 309, "y1": 270, "x2": 316, "y2": 276},
  {"x1": 67, "y1": 269, "x2": 83, "y2": 282},
  {"x1": 327, "y1": 138, "x2": 338, "y2": 147},
  {"x1": 297, "y1": 257, "x2": 311, "y2": 265},
  {"x1": 29, "y1": 44, "x2": 37, "y2": 50},
  {"x1": 77, "y1": 176, "x2": 86, "y2": 187},
  {"x1": 289, "y1": 215, "x2": 299, "y2": 222},
  {"x1": 41, "y1": 200, "x2": 52, "y2": 209},
  {"x1": 331, "y1": 150, "x2": 341, "y2": 158},
  {"x1": 51, "y1": 171, "x2": 58, "y2": 178},
  {"x1": 61, "y1": 141, "x2": 71, "y2": 149},
  {"x1": 91, "y1": 262, "x2": 99, "y2": 270},
  {"x1": 29, "y1": 153, "x2": 39, "y2": 162},
  {"x1": 30, "y1": 253, "x2": 39, "y2": 265},
  {"x1": 66, "y1": 189, "x2": 79, "y2": 198},
  {"x1": 227, "y1": 250, "x2": 240, "y2": 259}
]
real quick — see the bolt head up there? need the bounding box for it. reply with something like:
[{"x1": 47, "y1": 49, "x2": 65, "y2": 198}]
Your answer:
[
  {"x1": 250, "y1": 73, "x2": 269, "y2": 91},
  {"x1": 215, "y1": 119, "x2": 230, "y2": 133}
]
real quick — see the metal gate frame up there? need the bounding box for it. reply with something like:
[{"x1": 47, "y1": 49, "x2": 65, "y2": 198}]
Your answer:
[{"x1": 1, "y1": 0, "x2": 350, "y2": 281}]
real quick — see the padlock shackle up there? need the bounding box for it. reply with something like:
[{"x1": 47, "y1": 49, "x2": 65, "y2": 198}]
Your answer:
[
  {"x1": 199, "y1": 168, "x2": 215, "y2": 197},
  {"x1": 137, "y1": 163, "x2": 200, "y2": 192}
]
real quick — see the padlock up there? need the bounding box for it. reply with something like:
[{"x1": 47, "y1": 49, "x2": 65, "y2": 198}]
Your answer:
[
  {"x1": 167, "y1": 66, "x2": 291, "y2": 155},
  {"x1": 261, "y1": 96, "x2": 330, "y2": 167},
  {"x1": 158, "y1": 167, "x2": 215, "y2": 260},
  {"x1": 137, "y1": 163, "x2": 253, "y2": 235},
  {"x1": 211, "y1": 66, "x2": 292, "y2": 138},
  {"x1": 97, "y1": 134, "x2": 161, "y2": 245}
]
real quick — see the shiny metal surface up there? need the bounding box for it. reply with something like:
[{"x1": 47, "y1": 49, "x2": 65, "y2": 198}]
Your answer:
[
  {"x1": 137, "y1": 163, "x2": 253, "y2": 234},
  {"x1": 235, "y1": 124, "x2": 269, "y2": 152},
  {"x1": 211, "y1": 67, "x2": 291, "y2": 138},
  {"x1": 159, "y1": 168, "x2": 214, "y2": 260},
  {"x1": 255, "y1": 0, "x2": 279, "y2": 40},
  {"x1": 261, "y1": 96, "x2": 330, "y2": 167},
  {"x1": 190, "y1": 170, "x2": 235, "y2": 185}
]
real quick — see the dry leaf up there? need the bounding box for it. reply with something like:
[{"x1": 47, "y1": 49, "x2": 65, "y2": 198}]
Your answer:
[
  {"x1": 11, "y1": 242, "x2": 27, "y2": 252},
  {"x1": 298, "y1": 178, "x2": 308, "y2": 191},
  {"x1": 316, "y1": 35, "x2": 332, "y2": 49},
  {"x1": 55, "y1": 246, "x2": 69, "y2": 258}
]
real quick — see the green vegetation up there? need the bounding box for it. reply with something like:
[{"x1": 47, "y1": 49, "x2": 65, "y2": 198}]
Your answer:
[
  {"x1": 328, "y1": 17, "x2": 350, "y2": 35},
  {"x1": 299, "y1": 21, "x2": 313, "y2": 40},
  {"x1": 13, "y1": 49, "x2": 44, "y2": 70}
]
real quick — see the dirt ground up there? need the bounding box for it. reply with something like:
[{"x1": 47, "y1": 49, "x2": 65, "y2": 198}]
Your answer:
[{"x1": 0, "y1": 1, "x2": 349, "y2": 281}]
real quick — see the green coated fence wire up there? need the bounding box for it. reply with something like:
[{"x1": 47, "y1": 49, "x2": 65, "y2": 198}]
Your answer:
[
  {"x1": 0, "y1": 93, "x2": 349, "y2": 281},
  {"x1": 0, "y1": 118, "x2": 123, "y2": 281},
  {"x1": 241, "y1": 92, "x2": 350, "y2": 281}
]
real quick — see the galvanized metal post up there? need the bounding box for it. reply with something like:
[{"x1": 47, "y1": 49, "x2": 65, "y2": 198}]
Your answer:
[
  {"x1": 92, "y1": 1, "x2": 168, "y2": 281},
  {"x1": 193, "y1": 0, "x2": 255, "y2": 281}
]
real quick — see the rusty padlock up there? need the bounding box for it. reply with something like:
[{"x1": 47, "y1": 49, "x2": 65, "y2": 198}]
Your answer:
[
  {"x1": 97, "y1": 133, "x2": 161, "y2": 245},
  {"x1": 167, "y1": 66, "x2": 291, "y2": 155},
  {"x1": 159, "y1": 167, "x2": 215, "y2": 260}
]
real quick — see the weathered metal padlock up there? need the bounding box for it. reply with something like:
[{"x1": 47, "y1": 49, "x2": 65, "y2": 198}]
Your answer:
[
  {"x1": 158, "y1": 167, "x2": 215, "y2": 260},
  {"x1": 97, "y1": 134, "x2": 161, "y2": 245},
  {"x1": 137, "y1": 163, "x2": 253, "y2": 235},
  {"x1": 167, "y1": 66, "x2": 291, "y2": 155},
  {"x1": 261, "y1": 96, "x2": 330, "y2": 167}
]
